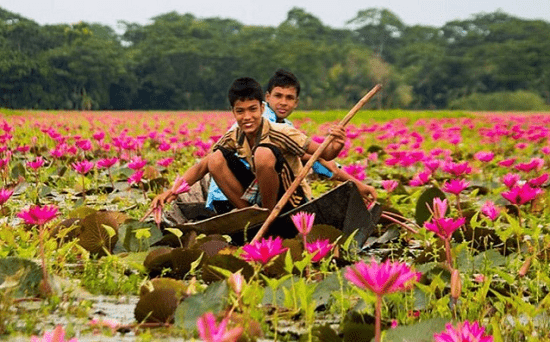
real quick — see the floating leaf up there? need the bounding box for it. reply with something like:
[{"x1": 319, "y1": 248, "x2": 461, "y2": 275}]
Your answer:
[
  {"x1": 134, "y1": 287, "x2": 182, "y2": 323},
  {"x1": 0, "y1": 257, "x2": 42, "y2": 298},
  {"x1": 174, "y1": 281, "x2": 229, "y2": 331},
  {"x1": 77, "y1": 211, "x2": 127, "y2": 256},
  {"x1": 384, "y1": 317, "x2": 448, "y2": 342},
  {"x1": 121, "y1": 219, "x2": 163, "y2": 252},
  {"x1": 202, "y1": 254, "x2": 254, "y2": 283}
]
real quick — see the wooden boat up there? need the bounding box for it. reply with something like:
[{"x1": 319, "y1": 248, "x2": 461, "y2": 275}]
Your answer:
[{"x1": 164, "y1": 181, "x2": 381, "y2": 247}]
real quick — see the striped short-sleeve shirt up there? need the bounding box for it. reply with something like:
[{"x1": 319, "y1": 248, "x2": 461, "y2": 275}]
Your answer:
[{"x1": 213, "y1": 118, "x2": 313, "y2": 202}]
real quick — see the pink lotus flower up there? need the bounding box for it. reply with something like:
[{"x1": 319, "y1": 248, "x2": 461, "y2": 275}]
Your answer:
[
  {"x1": 474, "y1": 151, "x2": 494, "y2": 162},
  {"x1": 498, "y1": 158, "x2": 516, "y2": 167},
  {"x1": 157, "y1": 157, "x2": 174, "y2": 167},
  {"x1": 71, "y1": 160, "x2": 95, "y2": 174},
  {"x1": 433, "y1": 320, "x2": 493, "y2": 342},
  {"x1": 502, "y1": 173, "x2": 521, "y2": 188},
  {"x1": 481, "y1": 201, "x2": 499, "y2": 221},
  {"x1": 92, "y1": 131, "x2": 105, "y2": 141},
  {"x1": 88, "y1": 317, "x2": 120, "y2": 333},
  {"x1": 27, "y1": 156, "x2": 45, "y2": 170},
  {"x1": 158, "y1": 141, "x2": 171, "y2": 151},
  {"x1": 423, "y1": 159, "x2": 441, "y2": 172},
  {"x1": 528, "y1": 173, "x2": 549, "y2": 187},
  {"x1": 442, "y1": 179, "x2": 470, "y2": 195},
  {"x1": 31, "y1": 325, "x2": 78, "y2": 342},
  {"x1": 381, "y1": 180, "x2": 398, "y2": 193},
  {"x1": 305, "y1": 239, "x2": 333, "y2": 263},
  {"x1": 342, "y1": 163, "x2": 366, "y2": 181},
  {"x1": 75, "y1": 139, "x2": 92, "y2": 151},
  {"x1": 514, "y1": 158, "x2": 544, "y2": 173},
  {"x1": 291, "y1": 211, "x2": 315, "y2": 236},
  {"x1": 501, "y1": 183, "x2": 541, "y2": 206},
  {"x1": 409, "y1": 170, "x2": 431, "y2": 186},
  {"x1": 442, "y1": 161, "x2": 472, "y2": 177},
  {"x1": 425, "y1": 217, "x2": 466, "y2": 240},
  {"x1": 345, "y1": 257, "x2": 420, "y2": 296},
  {"x1": 171, "y1": 176, "x2": 191, "y2": 195},
  {"x1": 17, "y1": 145, "x2": 30, "y2": 153},
  {"x1": 17, "y1": 204, "x2": 58, "y2": 225},
  {"x1": 241, "y1": 236, "x2": 288, "y2": 265},
  {"x1": 0, "y1": 188, "x2": 13, "y2": 206},
  {"x1": 197, "y1": 312, "x2": 243, "y2": 342},
  {"x1": 97, "y1": 157, "x2": 118, "y2": 169},
  {"x1": 128, "y1": 170, "x2": 144, "y2": 185},
  {"x1": 432, "y1": 197, "x2": 448, "y2": 219},
  {"x1": 128, "y1": 156, "x2": 147, "y2": 170},
  {"x1": 227, "y1": 272, "x2": 245, "y2": 295}
]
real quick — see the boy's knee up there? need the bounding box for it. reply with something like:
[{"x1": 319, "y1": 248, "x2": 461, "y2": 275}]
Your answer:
[
  {"x1": 254, "y1": 146, "x2": 277, "y2": 171},
  {"x1": 208, "y1": 150, "x2": 226, "y2": 172}
]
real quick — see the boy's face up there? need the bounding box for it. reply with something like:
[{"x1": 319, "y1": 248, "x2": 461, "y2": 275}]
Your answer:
[
  {"x1": 232, "y1": 99, "x2": 264, "y2": 138},
  {"x1": 265, "y1": 86, "x2": 299, "y2": 121}
]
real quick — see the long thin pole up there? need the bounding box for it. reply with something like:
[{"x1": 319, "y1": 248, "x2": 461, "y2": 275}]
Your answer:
[{"x1": 251, "y1": 84, "x2": 382, "y2": 243}]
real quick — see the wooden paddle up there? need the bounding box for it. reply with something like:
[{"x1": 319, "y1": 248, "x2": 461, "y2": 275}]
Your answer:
[{"x1": 251, "y1": 84, "x2": 382, "y2": 243}]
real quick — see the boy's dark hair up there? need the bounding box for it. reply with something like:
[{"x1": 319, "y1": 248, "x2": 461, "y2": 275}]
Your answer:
[
  {"x1": 228, "y1": 77, "x2": 264, "y2": 107},
  {"x1": 266, "y1": 69, "x2": 301, "y2": 96}
]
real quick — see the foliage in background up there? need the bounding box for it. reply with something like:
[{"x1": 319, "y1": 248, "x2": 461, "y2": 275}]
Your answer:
[{"x1": 1, "y1": 7, "x2": 550, "y2": 111}]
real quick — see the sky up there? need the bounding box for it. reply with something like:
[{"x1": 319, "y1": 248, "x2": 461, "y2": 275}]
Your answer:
[{"x1": 1, "y1": 0, "x2": 549, "y2": 30}]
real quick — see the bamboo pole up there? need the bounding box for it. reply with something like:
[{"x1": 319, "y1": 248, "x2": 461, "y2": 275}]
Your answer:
[{"x1": 251, "y1": 84, "x2": 382, "y2": 243}]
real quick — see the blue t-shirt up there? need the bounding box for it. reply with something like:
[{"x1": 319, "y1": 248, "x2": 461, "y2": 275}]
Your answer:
[{"x1": 205, "y1": 104, "x2": 333, "y2": 211}]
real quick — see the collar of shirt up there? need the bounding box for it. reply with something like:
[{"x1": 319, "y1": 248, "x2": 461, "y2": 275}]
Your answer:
[{"x1": 264, "y1": 103, "x2": 293, "y2": 126}]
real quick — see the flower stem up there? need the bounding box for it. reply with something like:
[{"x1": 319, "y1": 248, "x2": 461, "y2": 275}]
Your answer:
[
  {"x1": 375, "y1": 295, "x2": 382, "y2": 342},
  {"x1": 444, "y1": 238, "x2": 453, "y2": 269}
]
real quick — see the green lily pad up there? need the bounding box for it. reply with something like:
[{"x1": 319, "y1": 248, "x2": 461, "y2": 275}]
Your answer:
[{"x1": 0, "y1": 257, "x2": 42, "y2": 298}]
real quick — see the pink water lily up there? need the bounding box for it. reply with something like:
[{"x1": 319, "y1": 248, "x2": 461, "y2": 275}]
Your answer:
[
  {"x1": 434, "y1": 320, "x2": 493, "y2": 342},
  {"x1": 442, "y1": 179, "x2": 470, "y2": 195},
  {"x1": 481, "y1": 201, "x2": 500, "y2": 221},
  {"x1": 528, "y1": 173, "x2": 549, "y2": 187},
  {"x1": 291, "y1": 211, "x2": 315, "y2": 236},
  {"x1": 17, "y1": 204, "x2": 58, "y2": 226},
  {"x1": 171, "y1": 176, "x2": 191, "y2": 195},
  {"x1": 31, "y1": 325, "x2": 78, "y2": 342},
  {"x1": 241, "y1": 236, "x2": 288, "y2": 265},
  {"x1": 474, "y1": 151, "x2": 494, "y2": 162},
  {"x1": 71, "y1": 160, "x2": 95, "y2": 174},
  {"x1": 27, "y1": 156, "x2": 45, "y2": 170},
  {"x1": 345, "y1": 258, "x2": 421, "y2": 342},
  {"x1": 305, "y1": 239, "x2": 333, "y2": 263},
  {"x1": 425, "y1": 217, "x2": 465, "y2": 240},
  {"x1": 502, "y1": 173, "x2": 521, "y2": 188},
  {"x1": 345, "y1": 257, "x2": 420, "y2": 296},
  {"x1": 443, "y1": 161, "x2": 472, "y2": 177},
  {"x1": 97, "y1": 157, "x2": 119, "y2": 168},
  {"x1": 432, "y1": 197, "x2": 448, "y2": 219},
  {"x1": 501, "y1": 183, "x2": 541, "y2": 206},
  {"x1": 197, "y1": 312, "x2": 243, "y2": 342},
  {"x1": 409, "y1": 170, "x2": 431, "y2": 186},
  {"x1": 381, "y1": 180, "x2": 398, "y2": 193},
  {"x1": 128, "y1": 170, "x2": 144, "y2": 185},
  {"x1": 0, "y1": 188, "x2": 13, "y2": 206},
  {"x1": 128, "y1": 156, "x2": 147, "y2": 170}
]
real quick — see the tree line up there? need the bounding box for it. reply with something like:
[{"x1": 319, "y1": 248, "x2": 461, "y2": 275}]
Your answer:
[{"x1": 1, "y1": 7, "x2": 549, "y2": 111}]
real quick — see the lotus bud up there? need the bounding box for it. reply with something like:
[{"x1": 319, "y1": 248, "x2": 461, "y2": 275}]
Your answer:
[
  {"x1": 450, "y1": 268, "x2": 461, "y2": 300},
  {"x1": 228, "y1": 271, "x2": 245, "y2": 295},
  {"x1": 518, "y1": 257, "x2": 532, "y2": 277}
]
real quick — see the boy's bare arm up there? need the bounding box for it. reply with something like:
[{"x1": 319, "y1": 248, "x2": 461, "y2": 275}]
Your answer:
[{"x1": 305, "y1": 124, "x2": 346, "y2": 161}]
